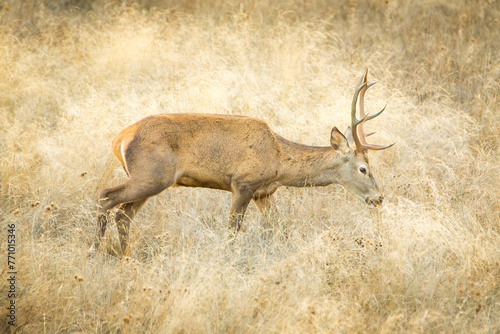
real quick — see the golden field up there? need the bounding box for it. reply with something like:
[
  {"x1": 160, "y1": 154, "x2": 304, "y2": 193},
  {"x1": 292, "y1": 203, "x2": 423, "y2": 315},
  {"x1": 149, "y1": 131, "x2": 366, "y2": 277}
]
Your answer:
[{"x1": 0, "y1": 0, "x2": 499, "y2": 332}]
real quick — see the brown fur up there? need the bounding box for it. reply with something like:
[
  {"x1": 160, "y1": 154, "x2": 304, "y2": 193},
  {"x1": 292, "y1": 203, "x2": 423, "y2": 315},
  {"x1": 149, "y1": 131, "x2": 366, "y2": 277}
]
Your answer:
[{"x1": 91, "y1": 113, "x2": 384, "y2": 256}]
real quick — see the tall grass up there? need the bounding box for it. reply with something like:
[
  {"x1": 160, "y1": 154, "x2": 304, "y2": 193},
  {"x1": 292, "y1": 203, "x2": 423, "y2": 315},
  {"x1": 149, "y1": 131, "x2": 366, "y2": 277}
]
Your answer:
[{"x1": 0, "y1": 0, "x2": 499, "y2": 332}]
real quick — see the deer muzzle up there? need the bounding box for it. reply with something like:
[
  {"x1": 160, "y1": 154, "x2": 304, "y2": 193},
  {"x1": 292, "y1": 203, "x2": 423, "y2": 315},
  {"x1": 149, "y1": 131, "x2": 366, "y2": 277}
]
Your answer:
[{"x1": 366, "y1": 195, "x2": 384, "y2": 207}]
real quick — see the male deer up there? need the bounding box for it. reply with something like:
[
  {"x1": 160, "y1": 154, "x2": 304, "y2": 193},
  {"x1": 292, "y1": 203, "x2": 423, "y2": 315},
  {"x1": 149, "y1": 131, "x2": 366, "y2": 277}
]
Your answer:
[{"x1": 90, "y1": 70, "x2": 393, "y2": 256}]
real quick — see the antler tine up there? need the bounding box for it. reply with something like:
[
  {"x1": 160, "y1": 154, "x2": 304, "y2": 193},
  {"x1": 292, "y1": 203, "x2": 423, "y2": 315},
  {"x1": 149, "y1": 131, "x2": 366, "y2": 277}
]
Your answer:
[
  {"x1": 360, "y1": 142, "x2": 395, "y2": 151},
  {"x1": 351, "y1": 80, "x2": 368, "y2": 151},
  {"x1": 351, "y1": 70, "x2": 394, "y2": 152},
  {"x1": 355, "y1": 69, "x2": 368, "y2": 89},
  {"x1": 357, "y1": 73, "x2": 373, "y2": 146},
  {"x1": 352, "y1": 69, "x2": 369, "y2": 121},
  {"x1": 365, "y1": 105, "x2": 386, "y2": 121},
  {"x1": 358, "y1": 80, "x2": 378, "y2": 119},
  {"x1": 351, "y1": 70, "x2": 370, "y2": 151}
]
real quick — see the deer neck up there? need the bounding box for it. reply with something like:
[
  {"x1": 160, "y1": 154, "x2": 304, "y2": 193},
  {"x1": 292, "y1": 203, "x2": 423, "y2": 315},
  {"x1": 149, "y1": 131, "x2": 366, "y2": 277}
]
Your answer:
[{"x1": 276, "y1": 135, "x2": 341, "y2": 187}]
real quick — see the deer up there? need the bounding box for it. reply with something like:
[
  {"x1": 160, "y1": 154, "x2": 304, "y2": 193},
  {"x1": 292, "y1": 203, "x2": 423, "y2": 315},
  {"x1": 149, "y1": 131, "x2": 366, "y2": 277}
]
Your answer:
[{"x1": 89, "y1": 70, "x2": 394, "y2": 256}]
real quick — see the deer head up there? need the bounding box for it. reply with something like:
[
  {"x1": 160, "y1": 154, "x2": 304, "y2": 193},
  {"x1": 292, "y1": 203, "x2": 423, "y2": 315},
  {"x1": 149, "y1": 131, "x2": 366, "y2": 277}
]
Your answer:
[{"x1": 330, "y1": 70, "x2": 394, "y2": 207}]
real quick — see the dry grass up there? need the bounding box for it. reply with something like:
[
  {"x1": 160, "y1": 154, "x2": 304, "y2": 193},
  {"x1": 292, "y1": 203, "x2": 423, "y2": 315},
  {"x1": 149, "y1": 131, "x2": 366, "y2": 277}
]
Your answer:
[{"x1": 0, "y1": 0, "x2": 499, "y2": 333}]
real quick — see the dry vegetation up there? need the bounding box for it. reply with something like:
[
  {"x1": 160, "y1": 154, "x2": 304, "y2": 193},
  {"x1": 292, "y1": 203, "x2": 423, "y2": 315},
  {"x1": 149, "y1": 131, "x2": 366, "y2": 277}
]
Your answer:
[{"x1": 1, "y1": 0, "x2": 499, "y2": 332}]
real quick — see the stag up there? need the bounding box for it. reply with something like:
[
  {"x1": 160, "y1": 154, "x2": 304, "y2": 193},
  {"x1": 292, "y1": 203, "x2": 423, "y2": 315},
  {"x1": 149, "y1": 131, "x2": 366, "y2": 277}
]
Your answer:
[{"x1": 90, "y1": 70, "x2": 394, "y2": 255}]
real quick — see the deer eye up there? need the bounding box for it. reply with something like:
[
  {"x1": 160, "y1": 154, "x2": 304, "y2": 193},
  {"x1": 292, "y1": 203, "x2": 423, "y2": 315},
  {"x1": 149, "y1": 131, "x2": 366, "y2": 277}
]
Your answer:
[{"x1": 360, "y1": 167, "x2": 367, "y2": 174}]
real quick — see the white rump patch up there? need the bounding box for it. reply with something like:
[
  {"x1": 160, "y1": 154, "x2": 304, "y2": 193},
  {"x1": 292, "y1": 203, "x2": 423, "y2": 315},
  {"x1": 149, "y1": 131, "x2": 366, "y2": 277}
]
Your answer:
[{"x1": 121, "y1": 141, "x2": 130, "y2": 175}]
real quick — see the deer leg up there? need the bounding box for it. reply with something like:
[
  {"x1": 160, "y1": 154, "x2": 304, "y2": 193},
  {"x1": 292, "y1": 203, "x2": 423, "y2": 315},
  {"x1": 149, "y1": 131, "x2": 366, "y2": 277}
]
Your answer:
[
  {"x1": 98, "y1": 179, "x2": 170, "y2": 212},
  {"x1": 254, "y1": 194, "x2": 278, "y2": 230},
  {"x1": 89, "y1": 145, "x2": 178, "y2": 255},
  {"x1": 115, "y1": 197, "x2": 149, "y2": 257},
  {"x1": 91, "y1": 173, "x2": 174, "y2": 254},
  {"x1": 228, "y1": 186, "x2": 254, "y2": 231},
  {"x1": 254, "y1": 193, "x2": 289, "y2": 238},
  {"x1": 89, "y1": 211, "x2": 110, "y2": 253},
  {"x1": 254, "y1": 194, "x2": 278, "y2": 216},
  {"x1": 90, "y1": 183, "x2": 127, "y2": 254}
]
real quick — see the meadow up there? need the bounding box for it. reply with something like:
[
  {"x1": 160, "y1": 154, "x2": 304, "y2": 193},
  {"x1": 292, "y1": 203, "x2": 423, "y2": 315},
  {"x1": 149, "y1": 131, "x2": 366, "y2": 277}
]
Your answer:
[{"x1": 0, "y1": 0, "x2": 499, "y2": 332}]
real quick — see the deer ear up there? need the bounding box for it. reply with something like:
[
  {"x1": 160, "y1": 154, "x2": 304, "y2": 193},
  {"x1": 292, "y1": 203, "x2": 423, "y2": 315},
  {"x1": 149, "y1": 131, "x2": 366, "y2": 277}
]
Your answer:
[
  {"x1": 331, "y1": 127, "x2": 350, "y2": 152},
  {"x1": 344, "y1": 126, "x2": 354, "y2": 146}
]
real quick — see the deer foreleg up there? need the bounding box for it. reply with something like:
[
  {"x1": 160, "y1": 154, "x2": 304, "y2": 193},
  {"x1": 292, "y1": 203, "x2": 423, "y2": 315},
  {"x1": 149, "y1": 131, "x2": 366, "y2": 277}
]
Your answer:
[
  {"x1": 254, "y1": 193, "x2": 289, "y2": 238},
  {"x1": 228, "y1": 187, "x2": 253, "y2": 231}
]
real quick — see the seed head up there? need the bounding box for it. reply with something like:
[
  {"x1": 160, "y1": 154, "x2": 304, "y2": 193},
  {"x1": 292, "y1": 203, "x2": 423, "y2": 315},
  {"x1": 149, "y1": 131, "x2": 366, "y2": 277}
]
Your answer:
[{"x1": 476, "y1": 302, "x2": 483, "y2": 313}]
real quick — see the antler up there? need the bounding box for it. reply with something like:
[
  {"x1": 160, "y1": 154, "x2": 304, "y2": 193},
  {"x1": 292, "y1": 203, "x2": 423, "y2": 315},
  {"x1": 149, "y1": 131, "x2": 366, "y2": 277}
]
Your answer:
[{"x1": 351, "y1": 70, "x2": 395, "y2": 152}]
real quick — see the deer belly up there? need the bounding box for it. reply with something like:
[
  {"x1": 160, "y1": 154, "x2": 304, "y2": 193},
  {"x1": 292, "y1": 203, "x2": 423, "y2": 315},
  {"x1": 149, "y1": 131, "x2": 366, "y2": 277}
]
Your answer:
[{"x1": 173, "y1": 172, "x2": 232, "y2": 191}]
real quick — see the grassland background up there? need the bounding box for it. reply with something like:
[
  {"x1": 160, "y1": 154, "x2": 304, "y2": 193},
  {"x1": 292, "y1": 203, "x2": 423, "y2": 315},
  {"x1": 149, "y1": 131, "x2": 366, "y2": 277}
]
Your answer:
[{"x1": 0, "y1": 0, "x2": 499, "y2": 333}]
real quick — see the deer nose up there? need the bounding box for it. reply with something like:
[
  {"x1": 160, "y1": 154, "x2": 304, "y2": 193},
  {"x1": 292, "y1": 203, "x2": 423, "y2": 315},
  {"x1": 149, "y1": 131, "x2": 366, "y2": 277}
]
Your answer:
[{"x1": 367, "y1": 195, "x2": 384, "y2": 207}]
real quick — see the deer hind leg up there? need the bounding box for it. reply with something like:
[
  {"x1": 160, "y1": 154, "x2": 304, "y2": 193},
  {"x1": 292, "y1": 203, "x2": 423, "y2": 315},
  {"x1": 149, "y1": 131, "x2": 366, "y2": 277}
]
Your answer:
[
  {"x1": 89, "y1": 211, "x2": 110, "y2": 254},
  {"x1": 115, "y1": 197, "x2": 149, "y2": 256},
  {"x1": 91, "y1": 164, "x2": 176, "y2": 254}
]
